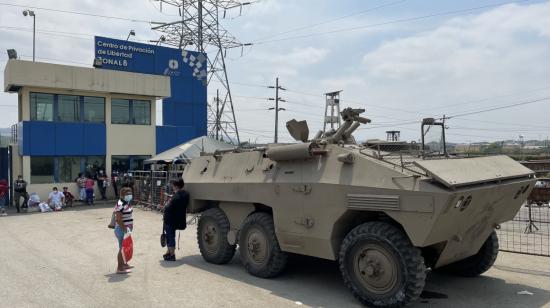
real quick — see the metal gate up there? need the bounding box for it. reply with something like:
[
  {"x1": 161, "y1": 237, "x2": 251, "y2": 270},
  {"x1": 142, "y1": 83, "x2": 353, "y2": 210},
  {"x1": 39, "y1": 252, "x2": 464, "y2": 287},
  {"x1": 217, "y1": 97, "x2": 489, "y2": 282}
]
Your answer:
[
  {"x1": 497, "y1": 204, "x2": 550, "y2": 256},
  {"x1": 132, "y1": 171, "x2": 151, "y2": 208},
  {"x1": 129, "y1": 170, "x2": 185, "y2": 211}
]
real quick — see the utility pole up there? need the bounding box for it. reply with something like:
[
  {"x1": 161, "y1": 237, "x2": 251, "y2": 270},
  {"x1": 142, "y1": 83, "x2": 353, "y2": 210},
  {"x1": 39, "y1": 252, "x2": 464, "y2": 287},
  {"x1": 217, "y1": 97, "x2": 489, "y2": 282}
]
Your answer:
[
  {"x1": 324, "y1": 90, "x2": 342, "y2": 132},
  {"x1": 268, "y1": 77, "x2": 286, "y2": 143}
]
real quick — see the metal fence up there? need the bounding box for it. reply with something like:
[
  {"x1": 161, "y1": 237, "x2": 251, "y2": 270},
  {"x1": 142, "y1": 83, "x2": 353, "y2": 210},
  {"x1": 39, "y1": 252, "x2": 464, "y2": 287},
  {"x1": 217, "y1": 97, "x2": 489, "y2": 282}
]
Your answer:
[
  {"x1": 129, "y1": 170, "x2": 184, "y2": 212},
  {"x1": 497, "y1": 203, "x2": 550, "y2": 257}
]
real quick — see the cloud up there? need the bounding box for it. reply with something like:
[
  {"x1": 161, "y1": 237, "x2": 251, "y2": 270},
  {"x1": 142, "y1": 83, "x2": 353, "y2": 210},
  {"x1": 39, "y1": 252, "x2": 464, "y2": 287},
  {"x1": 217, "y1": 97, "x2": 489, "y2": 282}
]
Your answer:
[
  {"x1": 362, "y1": 3, "x2": 550, "y2": 84},
  {"x1": 325, "y1": 2, "x2": 550, "y2": 142}
]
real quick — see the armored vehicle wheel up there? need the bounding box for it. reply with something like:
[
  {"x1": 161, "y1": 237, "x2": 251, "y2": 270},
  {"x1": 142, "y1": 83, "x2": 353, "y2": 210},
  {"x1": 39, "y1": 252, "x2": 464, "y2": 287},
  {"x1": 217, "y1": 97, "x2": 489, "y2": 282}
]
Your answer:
[
  {"x1": 239, "y1": 212, "x2": 288, "y2": 278},
  {"x1": 339, "y1": 222, "x2": 426, "y2": 308},
  {"x1": 197, "y1": 208, "x2": 236, "y2": 264},
  {"x1": 436, "y1": 231, "x2": 498, "y2": 277}
]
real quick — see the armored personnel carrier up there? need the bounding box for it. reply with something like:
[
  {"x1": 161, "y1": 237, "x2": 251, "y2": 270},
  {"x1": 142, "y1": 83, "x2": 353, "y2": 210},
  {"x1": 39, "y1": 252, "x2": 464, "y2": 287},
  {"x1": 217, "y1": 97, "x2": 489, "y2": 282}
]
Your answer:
[{"x1": 183, "y1": 108, "x2": 534, "y2": 307}]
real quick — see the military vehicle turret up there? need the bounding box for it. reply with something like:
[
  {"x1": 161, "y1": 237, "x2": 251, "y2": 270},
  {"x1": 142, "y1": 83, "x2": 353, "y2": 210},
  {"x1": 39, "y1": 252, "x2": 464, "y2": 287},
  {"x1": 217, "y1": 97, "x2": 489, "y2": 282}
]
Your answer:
[{"x1": 183, "y1": 108, "x2": 534, "y2": 307}]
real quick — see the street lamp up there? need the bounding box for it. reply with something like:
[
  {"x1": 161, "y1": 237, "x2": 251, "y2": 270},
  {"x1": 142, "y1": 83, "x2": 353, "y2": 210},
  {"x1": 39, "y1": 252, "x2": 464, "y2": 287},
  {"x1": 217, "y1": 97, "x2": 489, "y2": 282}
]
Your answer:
[{"x1": 22, "y1": 9, "x2": 35, "y2": 62}]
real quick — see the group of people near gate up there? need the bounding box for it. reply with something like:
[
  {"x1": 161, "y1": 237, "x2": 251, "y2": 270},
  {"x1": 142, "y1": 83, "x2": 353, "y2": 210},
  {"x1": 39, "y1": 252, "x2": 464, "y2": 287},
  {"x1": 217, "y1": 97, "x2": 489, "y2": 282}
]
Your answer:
[
  {"x1": 0, "y1": 170, "x2": 134, "y2": 216},
  {"x1": 108, "y1": 178, "x2": 188, "y2": 274}
]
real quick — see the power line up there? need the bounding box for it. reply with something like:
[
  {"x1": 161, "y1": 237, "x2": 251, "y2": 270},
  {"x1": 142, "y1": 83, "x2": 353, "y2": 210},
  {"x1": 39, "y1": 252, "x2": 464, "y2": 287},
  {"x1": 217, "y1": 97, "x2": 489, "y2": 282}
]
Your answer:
[
  {"x1": 450, "y1": 117, "x2": 550, "y2": 130},
  {"x1": 445, "y1": 96, "x2": 550, "y2": 119},
  {"x1": 252, "y1": 0, "x2": 409, "y2": 42},
  {"x1": 254, "y1": 0, "x2": 530, "y2": 44},
  {"x1": 0, "y1": 2, "x2": 151, "y2": 23},
  {"x1": 448, "y1": 126, "x2": 550, "y2": 132},
  {"x1": 416, "y1": 85, "x2": 550, "y2": 113}
]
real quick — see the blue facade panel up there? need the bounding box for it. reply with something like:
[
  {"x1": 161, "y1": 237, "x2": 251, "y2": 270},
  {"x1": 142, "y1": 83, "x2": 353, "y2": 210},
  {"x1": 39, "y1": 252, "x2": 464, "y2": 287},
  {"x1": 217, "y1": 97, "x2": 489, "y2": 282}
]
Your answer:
[
  {"x1": 28, "y1": 122, "x2": 56, "y2": 156},
  {"x1": 156, "y1": 126, "x2": 197, "y2": 154},
  {"x1": 193, "y1": 104, "x2": 208, "y2": 136},
  {"x1": 20, "y1": 121, "x2": 106, "y2": 156},
  {"x1": 176, "y1": 126, "x2": 197, "y2": 143},
  {"x1": 83, "y1": 123, "x2": 106, "y2": 155},
  {"x1": 55, "y1": 123, "x2": 83, "y2": 155},
  {"x1": 156, "y1": 126, "x2": 178, "y2": 154}
]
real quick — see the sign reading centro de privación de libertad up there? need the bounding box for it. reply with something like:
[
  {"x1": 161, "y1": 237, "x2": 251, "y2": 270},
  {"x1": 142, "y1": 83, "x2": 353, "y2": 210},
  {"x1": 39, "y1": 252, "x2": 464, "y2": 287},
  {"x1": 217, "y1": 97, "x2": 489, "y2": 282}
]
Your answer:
[{"x1": 94, "y1": 36, "x2": 208, "y2": 152}]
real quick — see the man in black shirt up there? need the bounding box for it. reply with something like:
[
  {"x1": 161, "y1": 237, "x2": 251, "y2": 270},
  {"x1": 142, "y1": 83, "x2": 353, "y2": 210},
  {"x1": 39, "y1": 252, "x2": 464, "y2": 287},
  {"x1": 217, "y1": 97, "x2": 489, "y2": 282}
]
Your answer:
[
  {"x1": 162, "y1": 179, "x2": 189, "y2": 261},
  {"x1": 13, "y1": 175, "x2": 28, "y2": 213}
]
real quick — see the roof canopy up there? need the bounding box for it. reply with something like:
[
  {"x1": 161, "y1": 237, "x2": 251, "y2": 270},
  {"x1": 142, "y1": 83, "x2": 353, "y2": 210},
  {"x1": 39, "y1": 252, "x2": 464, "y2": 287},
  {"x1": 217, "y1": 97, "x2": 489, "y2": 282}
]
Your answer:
[{"x1": 146, "y1": 136, "x2": 234, "y2": 164}]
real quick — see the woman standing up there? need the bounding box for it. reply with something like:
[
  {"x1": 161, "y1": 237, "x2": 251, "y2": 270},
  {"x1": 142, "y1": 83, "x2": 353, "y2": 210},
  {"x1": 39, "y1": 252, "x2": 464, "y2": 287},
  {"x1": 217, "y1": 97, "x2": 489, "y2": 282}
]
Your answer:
[
  {"x1": 162, "y1": 179, "x2": 189, "y2": 261},
  {"x1": 85, "y1": 173, "x2": 95, "y2": 205},
  {"x1": 114, "y1": 187, "x2": 134, "y2": 274}
]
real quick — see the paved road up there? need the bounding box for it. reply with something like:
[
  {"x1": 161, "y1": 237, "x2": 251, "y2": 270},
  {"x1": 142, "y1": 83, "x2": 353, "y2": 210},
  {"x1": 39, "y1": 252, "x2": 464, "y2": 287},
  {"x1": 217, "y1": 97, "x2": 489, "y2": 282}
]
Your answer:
[{"x1": 0, "y1": 205, "x2": 549, "y2": 308}]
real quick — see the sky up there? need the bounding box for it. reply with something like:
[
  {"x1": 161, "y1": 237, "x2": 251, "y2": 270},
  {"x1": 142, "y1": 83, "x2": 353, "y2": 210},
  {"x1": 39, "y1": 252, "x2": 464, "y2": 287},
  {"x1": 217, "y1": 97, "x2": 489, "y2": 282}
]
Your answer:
[{"x1": 1, "y1": 0, "x2": 550, "y2": 144}]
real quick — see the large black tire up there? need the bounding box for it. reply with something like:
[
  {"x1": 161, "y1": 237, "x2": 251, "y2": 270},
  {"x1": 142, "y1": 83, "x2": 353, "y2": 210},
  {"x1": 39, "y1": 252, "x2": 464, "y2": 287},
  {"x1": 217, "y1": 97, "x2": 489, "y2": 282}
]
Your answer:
[
  {"x1": 339, "y1": 222, "x2": 426, "y2": 308},
  {"x1": 436, "y1": 231, "x2": 498, "y2": 277},
  {"x1": 197, "y1": 208, "x2": 236, "y2": 264},
  {"x1": 239, "y1": 212, "x2": 288, "y2": 278}
]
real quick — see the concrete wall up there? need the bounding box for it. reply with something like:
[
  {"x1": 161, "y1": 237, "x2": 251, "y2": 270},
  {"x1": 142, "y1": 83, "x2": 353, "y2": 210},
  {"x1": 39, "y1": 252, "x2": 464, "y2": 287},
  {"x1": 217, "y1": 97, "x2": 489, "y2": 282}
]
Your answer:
[{"x1": 4, "y1": 60, "x2": 170, "y2": 98}]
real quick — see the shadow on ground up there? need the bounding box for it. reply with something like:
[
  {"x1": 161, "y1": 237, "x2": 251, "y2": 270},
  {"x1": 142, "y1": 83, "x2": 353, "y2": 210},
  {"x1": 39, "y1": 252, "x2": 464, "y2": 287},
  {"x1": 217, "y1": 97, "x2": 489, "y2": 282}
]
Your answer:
[
  {"x1": 3, "y1": 201, "x2": 116, "y2": 216},
  {"x1": 104, "y1": 272, "x2": 131, "y2": 283},
  {"x1": 181, "y1": 253, "x2": 550, "y2": 308}
]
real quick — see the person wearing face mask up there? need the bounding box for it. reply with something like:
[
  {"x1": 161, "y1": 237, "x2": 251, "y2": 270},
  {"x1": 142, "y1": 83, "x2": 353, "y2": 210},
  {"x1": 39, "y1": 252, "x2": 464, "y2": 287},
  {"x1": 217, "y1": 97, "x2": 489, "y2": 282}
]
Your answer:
[
  {"x1": 114, "y1": 187, "x2": 134, "y2": 274},
  {"x1": 47, "y1": 187, "x2": 65, "y2": 211}
]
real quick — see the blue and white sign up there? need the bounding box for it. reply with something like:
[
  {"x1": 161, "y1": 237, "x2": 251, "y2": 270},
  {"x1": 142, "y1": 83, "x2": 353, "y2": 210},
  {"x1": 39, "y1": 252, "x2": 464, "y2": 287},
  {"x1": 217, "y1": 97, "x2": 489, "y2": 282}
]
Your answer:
[
  {"x1": 95, "y1": 36, "x2": 207, "y2": 81},
  {"x1": 95, "y1": 36, "x2": 208, "y2": 153}
]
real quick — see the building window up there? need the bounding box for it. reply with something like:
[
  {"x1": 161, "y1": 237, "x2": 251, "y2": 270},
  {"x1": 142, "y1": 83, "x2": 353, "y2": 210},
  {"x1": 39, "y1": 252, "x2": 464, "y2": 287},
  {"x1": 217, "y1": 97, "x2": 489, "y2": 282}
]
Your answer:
[
  {"x1": 111, "y1": 99, "x2": 130, "y2": 124},
  {"x1": 83, "y1": 96, "x2": 105, "y2": 122},
  {"x1": 57, "y1": 95, "x2": 80, "y2": 122},
  {"x1": 112, "y1": 155, "x2": 151, "y2": 173},
  {"x1": 84, "y1": 156, "x2": 106, "y2": 177},
  {"x1": 131, "y1": 155, "x2": 151, "y2": 170},
  {"x1": 31, "y1": 156, "x2": 55, "y2": 184},
  {"x1": 111, "y1": 99, "x2": 151, "y2": 125},
  {"x1": 30, "y1": 93, "x2": 54, "y2": 121},
  {"x1": 133, "y1": 100, "x2": 151, "y2": 125},
  {"x1": 58, "y1": 157, "x2": 81, "y2": 182},
  {"x1": 30, "y1": 156, "x2": 106, "y2": 184},
  {"x1": 29, "y1": 92, "x2": 106, "y2": 123}
]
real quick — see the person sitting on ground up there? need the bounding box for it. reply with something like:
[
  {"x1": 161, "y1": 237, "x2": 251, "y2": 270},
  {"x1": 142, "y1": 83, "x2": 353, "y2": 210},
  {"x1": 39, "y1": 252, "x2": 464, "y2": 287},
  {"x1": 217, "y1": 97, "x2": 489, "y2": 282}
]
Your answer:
[
  {"x1": 62, "y1": 187, "x2": 75, "y2": 207},
  {"x1": 0, "y1": 179, "x2": 8, "y2": 216},
  {"x1": 48, "y1": 187, "x2": 65, "y2": 211},
  {"x1": 162, "y1": 179, "x2": 189, "y2": 261},
  {"x1": 114, "y1": 187, "x2": 134, "y2": 274}
]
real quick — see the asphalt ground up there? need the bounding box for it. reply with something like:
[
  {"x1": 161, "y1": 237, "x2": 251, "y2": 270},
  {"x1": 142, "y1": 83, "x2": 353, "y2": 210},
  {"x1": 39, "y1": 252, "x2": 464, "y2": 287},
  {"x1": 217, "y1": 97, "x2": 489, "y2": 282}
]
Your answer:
[{"x1": 0, "y1": 203, "x2": 549, "y2": 308}]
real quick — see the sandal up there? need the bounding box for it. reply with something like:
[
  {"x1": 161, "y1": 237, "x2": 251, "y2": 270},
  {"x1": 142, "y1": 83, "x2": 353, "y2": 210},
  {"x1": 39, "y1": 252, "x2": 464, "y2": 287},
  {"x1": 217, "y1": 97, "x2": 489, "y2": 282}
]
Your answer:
[{"x1": 116, "y1": 269, "x2": 132, "y2": 274}]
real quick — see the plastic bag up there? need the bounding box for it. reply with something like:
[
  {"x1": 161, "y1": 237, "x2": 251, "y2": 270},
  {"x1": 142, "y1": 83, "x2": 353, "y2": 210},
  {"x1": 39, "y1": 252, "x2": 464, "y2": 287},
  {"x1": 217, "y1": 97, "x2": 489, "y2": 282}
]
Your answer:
[
  {"x1": 121, "y1": 231, "x2": 133, "y2": 263},
  {"x1": 29, "y1": 193, "x2": 40, "y2": 203},
  {"x1": 38, "y1": 202, "x2": 52, "y2": 213}
]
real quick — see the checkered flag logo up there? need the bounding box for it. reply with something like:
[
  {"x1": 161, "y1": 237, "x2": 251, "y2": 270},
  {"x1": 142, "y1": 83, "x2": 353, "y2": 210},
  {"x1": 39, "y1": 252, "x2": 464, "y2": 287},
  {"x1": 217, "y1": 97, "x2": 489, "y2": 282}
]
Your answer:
[{"x1": 182, "y1": 50, "x2": 207, "y2": 82}]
